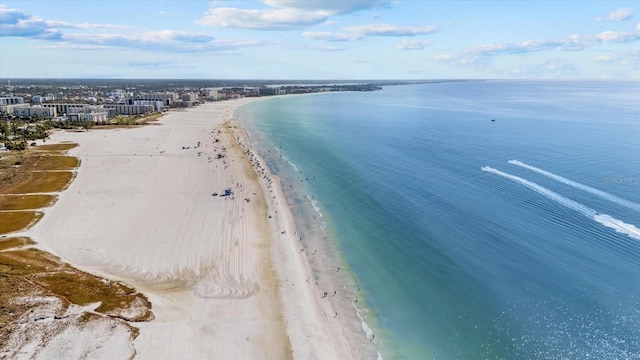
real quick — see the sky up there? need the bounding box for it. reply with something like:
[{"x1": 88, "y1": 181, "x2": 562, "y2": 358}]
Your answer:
[{"x1": 0, "y1": 0, "x2": 639, "y2": 80}]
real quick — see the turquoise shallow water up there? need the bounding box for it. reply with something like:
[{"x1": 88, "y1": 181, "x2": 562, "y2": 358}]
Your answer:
[{"x1": 238, "y1": 81, "x2": 640, "y2": 359}]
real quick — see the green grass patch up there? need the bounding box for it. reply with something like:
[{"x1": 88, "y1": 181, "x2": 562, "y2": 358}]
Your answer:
[
  {"x1": 2, "y1": 171, "x2": 74, "y2": 194},
  {"x1": 138, "y1": 112, "x2": 165, "y2": 124},
  {"x1": 0, "y1": 237, "x2": 36, "y2": 251},
  {"x1": 32, "y1": 156, "x2": 80, "y2": 171},
  {"x1": 0, "y1": 248, "x2": 62, "y2": 274},
  {"x1": 0, "y1": 194, "x2": 57, "y2": 210},
  {"x1": 35, "y1": 271, "x2": 152, "y2": 317},
  {"x1": 35, "y1": 143, "x2": 78, "y2": 151},
  {"x1": 0, "y1": 211, "x2": 43, "y2": 235},
  {"x1": 0, "y1": 247, "x2": 153, "y2": 338}
]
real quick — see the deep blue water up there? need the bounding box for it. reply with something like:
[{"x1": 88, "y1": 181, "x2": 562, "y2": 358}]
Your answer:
[{"x1": 238, "y1": 81, "x2": 640, "y2": 359}]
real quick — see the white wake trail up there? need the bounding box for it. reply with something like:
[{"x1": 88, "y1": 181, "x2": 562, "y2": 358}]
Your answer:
[
  {"x1": 482, "y1": 166, "x2": 640, "y2": 241},
  {"x1": 508, "y1": 160, "x2": 640, "y2": 212},
  {"x1": 594, "y1": 214, "x2": 640, "y2": 241}
]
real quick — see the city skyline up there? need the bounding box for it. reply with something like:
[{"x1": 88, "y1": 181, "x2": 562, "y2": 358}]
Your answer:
[{"x1": 1, "y1": 0, "x2": 639, "y2": 80}]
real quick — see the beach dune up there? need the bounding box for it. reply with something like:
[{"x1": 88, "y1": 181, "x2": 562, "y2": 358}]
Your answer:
[{"x1": 22, "y1": 100, "x2": 364, "y2": 359}]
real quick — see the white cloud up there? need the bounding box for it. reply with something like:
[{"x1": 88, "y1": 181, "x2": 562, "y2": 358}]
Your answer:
[
  {"x1": 507, "y1": 60, "x2": 577, "y2": 78},
  {"x1": 435, "y1": 25, "x2": 640, "y2": 77},
  {"x1": 197, "y1": 7, "x2": 328, "y2": 30},
  {"x1": 435, "y1": 54, "x2": 579, "y2": 78},
  {"x1": 126, "y1": 61, "x2": 194, "y2": 68},
  {"x1": 432, "y1": 53, "x2": 490, "y2": 69},
  {"x1": 307, "y1": 44, "x2": 348, "y2": 51},
  {"x1": 0, "y1": 5, "x2": 272, "y2": 53},
  {"x1": 197, "y1": 0, "x2": 392, "y2": 30},
  {"x1": 302, "y1": 23, "x2": 438, "y2": 44},
  {"x1": 44, "y1": 30, "x2": 220, "y2": 51},
  {"x1": 263, "y1": 0, "x2": 390, "y2": 15},
  {"x1": 465, "y1": 34, "x2": 591, "y2": 55},
  {"x1": 285, "y1": 42, "x2": 349, "y2": 51},
  {"x1": 46, "y1": 20, "x2": 131, "y2": 30},
  {"x1": 396, "y1": 39, "x2": 432, "y2": 50},
  {"x1": 60, "y1": 31, "x2": 269, "y2": 53},
  {"x1": 302, "y1": 31, "x2": 359, "y2": 41},
  {"x1": 34, "y1": 43, "x2": 110, "y2": 51},
  {"x1": 434, "y1": 54, "x2": 458, "y2": 61},
  {"x1": 344, "y1": 24, "x2": 437, "y2": 37},
  {"x1": 0, "y1": 4, "x2": 29, "y2": 24},
  {"x1": 597, "y1": 8, "x2": 633, "y2": 22},
  {"x1": 463, "y1": 27, "x2": 640, "y2": 57},
  {"x1": 594, "y1": 55, "x2": 619, "y2": 62},
  {"x1": 622, "y1": 47, "x2": 640, "y2": 60},
  {"x1": 0, "y1": 4, "x2": 129, "y2": 38},
  {"x1": 593, "y1": 47, "x2": 640, "y2": 67},
  {"x1": 595, "y1": 30, "x2": 640, "y2": 42},
  {"x1": 138, "y1": 30, "x2": 215, "y2": 43}
]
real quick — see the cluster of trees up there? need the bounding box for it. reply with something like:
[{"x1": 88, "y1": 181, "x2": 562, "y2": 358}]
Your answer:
[
  {"x1": 1, "y1": 111, "x2": 158, "y2": 152},
  {"x1": 115, "y1": 116, "x2": 141, "y2": 125},
  {"x1": 47, "y1": 119, "x2": 94, "y2": 131},
  {"x1": 0, "y1": 121, "x2": 11, "y2": 140},
  {"x1": 1, "y1": 119, "x2": 50, "y2": 151},
  {"x1": 5, "y1": 140, "x2": 28, "y2": 151},
  {"x1": 46, "y1": 116, "x2": 145, "y2": 128}
]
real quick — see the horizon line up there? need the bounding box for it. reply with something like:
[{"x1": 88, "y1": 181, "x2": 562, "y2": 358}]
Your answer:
[{"x1": 0, "y1": 78, "x2": 636, "y2": 82}]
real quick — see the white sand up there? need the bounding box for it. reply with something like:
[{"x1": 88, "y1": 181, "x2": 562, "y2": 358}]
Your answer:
[
  {"x1": 4, "y1": 298, "x2": 137, "y2": 360},
  {"x1": 21, "y1": 99, "x2": 370, "y2": 359}
]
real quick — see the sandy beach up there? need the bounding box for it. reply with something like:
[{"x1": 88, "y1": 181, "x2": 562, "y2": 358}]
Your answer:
[{"x1": 13, "y1": 99, "x2": 374, "y2": 359}]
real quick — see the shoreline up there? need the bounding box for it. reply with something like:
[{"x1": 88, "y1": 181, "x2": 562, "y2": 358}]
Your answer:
[
  {"x1": 230, "y1": 104, "x2": 380, "y2": 358},
  {"x1": 14, "y1": 98, "x2": 375, "y2": 358},
  {"x1": 235, "y1": 98, "x2": 382, "y2": 357}
]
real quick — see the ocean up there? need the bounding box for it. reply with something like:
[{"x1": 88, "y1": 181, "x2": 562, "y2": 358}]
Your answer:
[{"x1": 238, "y1": 81, "x2": 640, "y2": 359}]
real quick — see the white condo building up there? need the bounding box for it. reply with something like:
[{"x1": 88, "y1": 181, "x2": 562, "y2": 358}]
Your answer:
[
  {"x1": 103, "y1": 104, "x2": 154, "y2": 116},
  {"x1": 137, "y1": 92, "x2": 178, "y2": 106},
  {"x1": 0, "y1": 96, "x2": 24, "y2": 105},
  {"x1": 11, "y1": 105, "x2": 57, "y2": 119}
]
